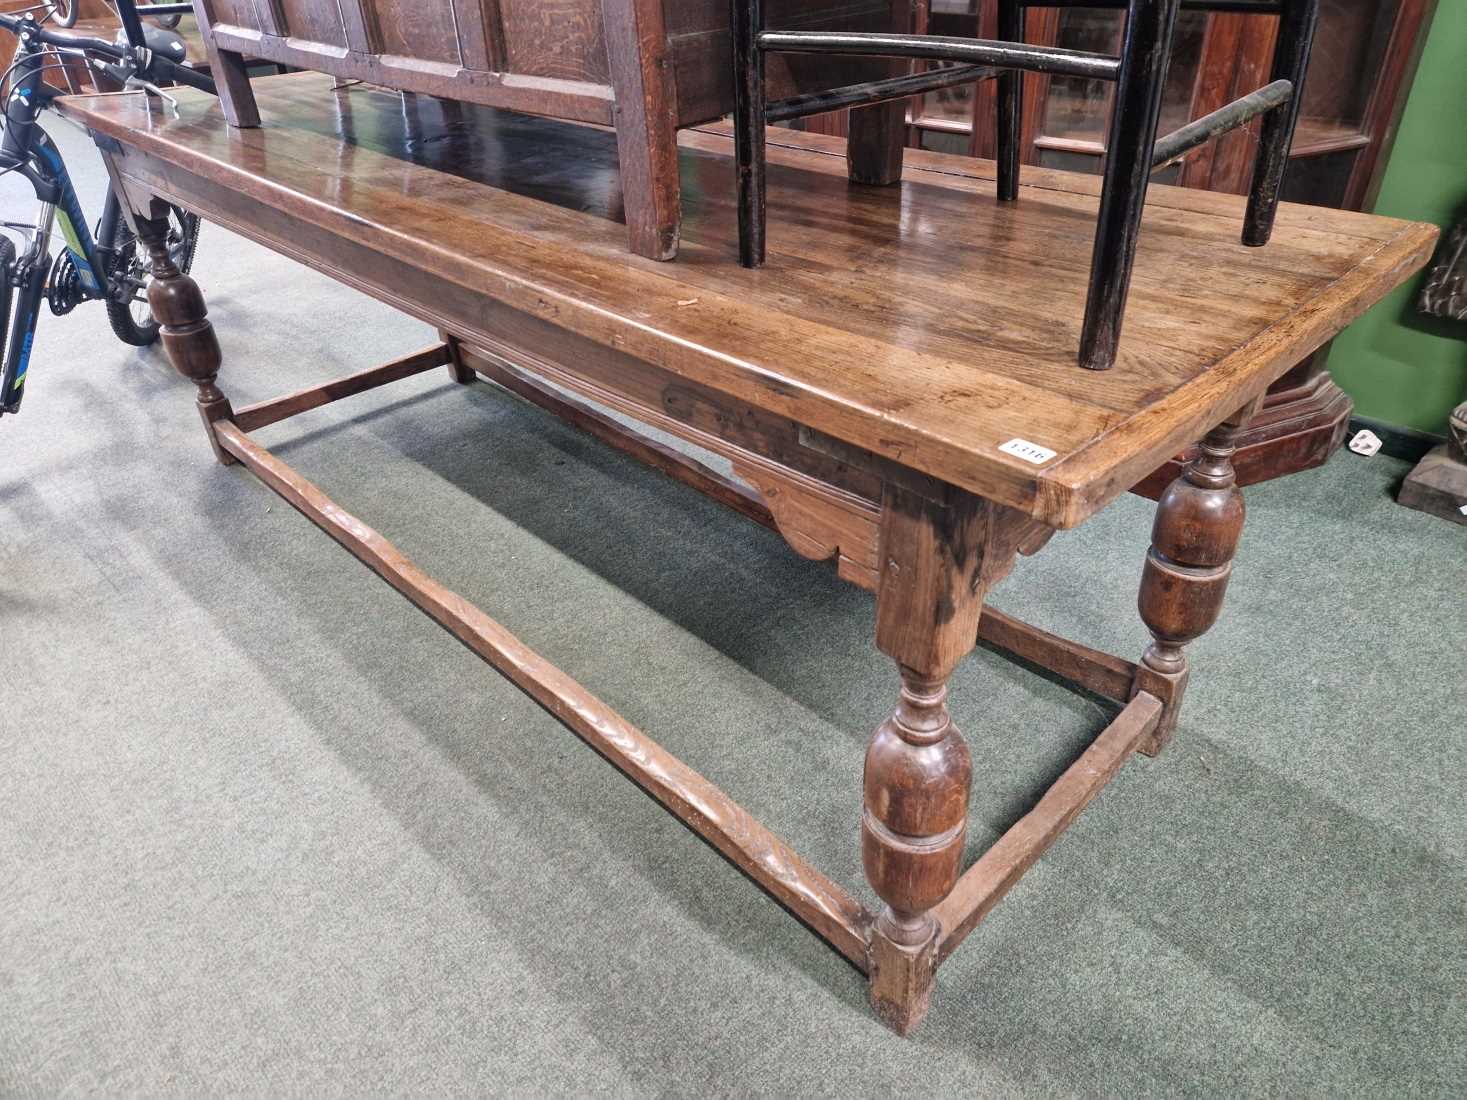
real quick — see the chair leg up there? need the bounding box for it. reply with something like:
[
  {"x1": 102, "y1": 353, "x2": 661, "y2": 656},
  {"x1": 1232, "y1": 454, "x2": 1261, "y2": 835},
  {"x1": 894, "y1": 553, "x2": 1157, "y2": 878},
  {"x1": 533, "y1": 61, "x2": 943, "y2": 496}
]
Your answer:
[
  {"x1": 207, "y1": 47, "x2": 261, "y2": 129},
  {"x1": 847, "y1": 99, "x2": 907, "y2": 186},
  {"x1": 1078, "y1": 0, "x2": 1180, "y2": 372},
  {"x1": 1242, "y1": 0, "x2": 1319, "y2": 246},
  {"x1": 996, "y1": 0, "x2": 1024, "y2": 202},
  {"x1": 731, "y1": 0, "x2": 767, "y2": 267}
]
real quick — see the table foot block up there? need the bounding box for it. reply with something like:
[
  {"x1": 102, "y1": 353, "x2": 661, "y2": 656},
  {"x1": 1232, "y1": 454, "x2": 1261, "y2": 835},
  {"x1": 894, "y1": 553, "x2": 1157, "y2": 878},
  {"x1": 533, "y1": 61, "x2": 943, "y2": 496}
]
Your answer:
[{"x1": 867, "y1": 923, "x2": 939, "y2": 1037}]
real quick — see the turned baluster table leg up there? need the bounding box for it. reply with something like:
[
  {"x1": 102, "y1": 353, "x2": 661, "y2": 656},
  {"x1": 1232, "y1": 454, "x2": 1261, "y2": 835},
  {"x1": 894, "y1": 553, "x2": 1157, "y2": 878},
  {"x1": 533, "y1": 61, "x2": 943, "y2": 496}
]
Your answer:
[
  {"x1": 137, "y1": 210, "x2": 235, "y2": 466},
  {"x1": 863, "y1": 485, "x2": 993, "y2": 1035},
  {"x1": 1132, "y1": 420, "x2": 1247, "y2": 756},
  {"x1": 864, "y1": 666, "x2": 970, "y2": 1034}
]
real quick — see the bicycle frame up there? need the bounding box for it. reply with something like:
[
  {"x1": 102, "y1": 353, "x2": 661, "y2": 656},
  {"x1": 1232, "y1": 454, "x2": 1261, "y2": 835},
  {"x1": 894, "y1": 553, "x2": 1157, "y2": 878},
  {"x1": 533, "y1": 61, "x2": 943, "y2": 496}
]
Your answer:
[
  {"x1": 0, "y1": 0, "x2": 211, "y2": 415},
  {"x1": 0, "y1": 26, "x2": 117, "y2": 413}
]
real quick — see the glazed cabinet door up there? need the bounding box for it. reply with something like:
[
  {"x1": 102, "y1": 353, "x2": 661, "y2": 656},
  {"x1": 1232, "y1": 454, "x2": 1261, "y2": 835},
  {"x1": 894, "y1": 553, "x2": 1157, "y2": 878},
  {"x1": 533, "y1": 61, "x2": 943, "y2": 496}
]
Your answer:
[{"x1": 905, "y1": 0, "x2": 1433, "y2": 211}]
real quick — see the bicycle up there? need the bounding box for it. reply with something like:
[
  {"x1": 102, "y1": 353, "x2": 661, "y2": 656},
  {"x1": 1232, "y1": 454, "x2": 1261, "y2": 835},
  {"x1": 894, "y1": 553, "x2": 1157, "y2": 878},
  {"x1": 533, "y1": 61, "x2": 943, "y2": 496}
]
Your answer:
[
  {"x1": 103, "y1": 3, "x2": 190, "y2": 30},
  {"x1": 35, "y1": 2, "x2": 186, "y2": 31},
  {"x1": 21, "y1": 2, "x2": 78, "y2": 29},
  {"x1": 128, "y1": 4, "x2": 185, "y2": 31},
  {"x1": 0, "y1": 1, "x2": 215, "y2": 417}
]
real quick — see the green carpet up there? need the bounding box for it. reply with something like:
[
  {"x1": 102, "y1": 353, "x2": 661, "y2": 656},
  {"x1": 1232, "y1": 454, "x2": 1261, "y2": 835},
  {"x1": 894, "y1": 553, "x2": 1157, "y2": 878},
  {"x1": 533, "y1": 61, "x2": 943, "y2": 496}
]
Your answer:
[{"x1": 1, "y1": 119, "x2": 1463, "y2": 1097}]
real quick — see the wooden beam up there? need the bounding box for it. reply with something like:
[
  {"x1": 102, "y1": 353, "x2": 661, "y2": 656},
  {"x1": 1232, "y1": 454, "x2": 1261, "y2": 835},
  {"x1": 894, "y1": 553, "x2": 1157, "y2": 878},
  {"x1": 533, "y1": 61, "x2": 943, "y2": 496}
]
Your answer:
[
  {"x1": 211, "y1": 420, "x2": 873, "y2": 969},
  {"x1": 976, "y1": 607, "x2": 1138, "y2": 703},
  {"x1": 465, "y1": 351, "x2": 777, "y2": 532},
  {"x1": 933, "y1": 691, "x2": 1162, "y2": 963},
  {"x1": 232, "y1": 343, "x2": 452, "y2": 432}
]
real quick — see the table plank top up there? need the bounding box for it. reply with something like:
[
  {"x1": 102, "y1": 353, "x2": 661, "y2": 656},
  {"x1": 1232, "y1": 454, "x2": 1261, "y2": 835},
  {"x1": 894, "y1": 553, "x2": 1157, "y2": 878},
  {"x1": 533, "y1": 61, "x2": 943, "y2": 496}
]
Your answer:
[{"x1": 58, "y1": 72, "x2": 1436, "y2": 527}]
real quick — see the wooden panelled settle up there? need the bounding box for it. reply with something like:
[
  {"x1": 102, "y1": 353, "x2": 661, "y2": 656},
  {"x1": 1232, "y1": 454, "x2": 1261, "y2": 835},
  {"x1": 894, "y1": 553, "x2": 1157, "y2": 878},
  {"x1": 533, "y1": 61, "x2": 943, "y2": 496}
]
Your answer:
[{"x1": 192, "y1": 0, "x2": 908, "y2": 259}]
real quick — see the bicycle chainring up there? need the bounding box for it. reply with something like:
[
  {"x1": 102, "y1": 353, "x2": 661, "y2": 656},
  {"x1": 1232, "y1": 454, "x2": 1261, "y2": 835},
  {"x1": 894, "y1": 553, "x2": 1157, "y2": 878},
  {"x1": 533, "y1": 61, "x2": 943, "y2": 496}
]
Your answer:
[{"x1": 46, "y1": 250, "x2": 83, "y2": 316}]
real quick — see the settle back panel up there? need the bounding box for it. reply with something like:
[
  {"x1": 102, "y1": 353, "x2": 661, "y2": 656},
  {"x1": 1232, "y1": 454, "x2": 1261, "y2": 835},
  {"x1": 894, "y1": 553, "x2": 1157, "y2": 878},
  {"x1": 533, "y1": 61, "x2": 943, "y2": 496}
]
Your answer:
[
  {"x1": 192, "y1": 1, "x2": 901, "y2": 126},
  {"x1": 191, "y1": 1, "x2": 905, "y2": 259}
]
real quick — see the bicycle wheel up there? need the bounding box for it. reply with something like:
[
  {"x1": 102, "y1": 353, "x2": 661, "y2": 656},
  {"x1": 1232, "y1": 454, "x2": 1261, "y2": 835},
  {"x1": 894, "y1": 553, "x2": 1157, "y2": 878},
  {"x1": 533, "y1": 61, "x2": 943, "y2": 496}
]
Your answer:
[
  {"x1": 104, "y1": 2, "x2": 182, "y2": 30},
  {"x1": 49, "y1": 1, "x2": 79, "y2": 28},
  {"x1": 103, "y1": 205, "x2": 201, "y2": 347}
]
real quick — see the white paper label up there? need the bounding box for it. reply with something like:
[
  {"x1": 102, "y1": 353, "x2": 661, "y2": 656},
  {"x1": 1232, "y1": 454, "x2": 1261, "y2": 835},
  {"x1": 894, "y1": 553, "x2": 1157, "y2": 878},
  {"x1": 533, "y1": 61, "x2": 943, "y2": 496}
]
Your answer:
[{"x1": 999, "y1": 438, "x2": 1057, "y2": 466}]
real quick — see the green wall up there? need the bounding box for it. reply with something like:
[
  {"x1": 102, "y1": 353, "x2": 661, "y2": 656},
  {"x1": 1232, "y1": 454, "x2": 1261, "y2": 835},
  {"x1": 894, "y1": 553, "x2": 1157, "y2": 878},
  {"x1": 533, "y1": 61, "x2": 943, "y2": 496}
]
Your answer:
[{"x1": 1327, "y1": 6, "x2": 1467, "y2": 435}]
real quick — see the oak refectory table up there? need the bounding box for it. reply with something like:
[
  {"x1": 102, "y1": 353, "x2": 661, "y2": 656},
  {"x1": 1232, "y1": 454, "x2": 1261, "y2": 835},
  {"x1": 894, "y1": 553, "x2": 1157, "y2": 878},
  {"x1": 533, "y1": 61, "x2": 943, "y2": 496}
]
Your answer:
[{"x1": 57, "y1": 73, "x2": 1436, "y2": 1036}]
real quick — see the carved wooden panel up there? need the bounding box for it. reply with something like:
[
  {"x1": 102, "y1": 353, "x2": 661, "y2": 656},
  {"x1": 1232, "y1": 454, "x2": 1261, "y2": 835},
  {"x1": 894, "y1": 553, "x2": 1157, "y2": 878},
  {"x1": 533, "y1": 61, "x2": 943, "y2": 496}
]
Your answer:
[
  {"x1": 1419, "y1": 220, "x2": 1467, "y2": 322},
  {"x1": 364, "y1": 0, "x2": 461, "y2": 67},
  {"x1": 498, "y1": 0, "x2": 609, "y2": 84},
  {"x1": 275, "y1": 0, "x2": 346, "y2": 49},
  {"x1": 198, "y1": 1, "x2": 900, "y2": 124},
  {"x1": 203, "y1": 0, "x2": 259, "y2": 30}
]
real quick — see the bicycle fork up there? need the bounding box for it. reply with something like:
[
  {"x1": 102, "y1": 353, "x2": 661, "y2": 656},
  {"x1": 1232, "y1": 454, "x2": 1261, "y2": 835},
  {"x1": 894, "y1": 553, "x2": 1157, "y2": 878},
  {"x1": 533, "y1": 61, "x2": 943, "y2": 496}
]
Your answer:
[{"x1": 0, "y1": 199, "x2": 54, "y2": 415}]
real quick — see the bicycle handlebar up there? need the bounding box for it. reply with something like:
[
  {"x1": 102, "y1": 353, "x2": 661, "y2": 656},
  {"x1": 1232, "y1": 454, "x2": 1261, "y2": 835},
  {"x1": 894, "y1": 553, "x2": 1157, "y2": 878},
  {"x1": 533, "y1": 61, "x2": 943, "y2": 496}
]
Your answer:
[
  {"x1": 0, "y1": 11, "x2": 217, "y2": 97},
  {"x1": 0, "y1": 14, "x2": 125, "y2": 58},
  {"x1": 151, "y1": 55, "x2": 216, "y2": 95}
]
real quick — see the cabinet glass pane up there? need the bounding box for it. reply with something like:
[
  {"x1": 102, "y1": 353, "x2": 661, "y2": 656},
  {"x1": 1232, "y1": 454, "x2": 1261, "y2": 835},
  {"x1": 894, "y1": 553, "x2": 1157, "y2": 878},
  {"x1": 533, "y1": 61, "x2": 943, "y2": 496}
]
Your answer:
[
  {"x1": 1157, "y1": 12, "x2": 1208, "y2": 138},
  {"x1": 920, "y1": 1, "x2": 982, "y2": 130},
  {"x1": 1293, "y1": 0, "x2": 1400, "y2": 149},
  {"x1": 1043, "y1": 10, "x2": 1122, "y2": 144},
  {"x1": 919, "y1": 129, "x2": 976, "y2": 155},
  {"x1": 1281, "y1": 149, "x2": 1356, "y2": 206},
  {"x1": 1040, "y1": 11, "x2": 1205, "y2": 150}
]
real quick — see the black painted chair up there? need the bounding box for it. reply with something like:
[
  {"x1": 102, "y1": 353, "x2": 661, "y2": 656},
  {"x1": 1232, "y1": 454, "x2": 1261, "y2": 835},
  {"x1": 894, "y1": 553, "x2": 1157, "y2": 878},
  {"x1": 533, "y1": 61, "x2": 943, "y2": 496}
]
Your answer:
[{"x1": 730, "y1": 0, "x2": 1320, "y2": 370}]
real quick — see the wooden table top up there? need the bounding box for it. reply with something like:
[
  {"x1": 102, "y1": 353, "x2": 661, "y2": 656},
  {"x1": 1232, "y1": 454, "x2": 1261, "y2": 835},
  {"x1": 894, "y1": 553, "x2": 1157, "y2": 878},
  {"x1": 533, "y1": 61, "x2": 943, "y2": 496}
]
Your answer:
[{"x1": 57, "y1": 72, "x2": 1435, "y2": 528}]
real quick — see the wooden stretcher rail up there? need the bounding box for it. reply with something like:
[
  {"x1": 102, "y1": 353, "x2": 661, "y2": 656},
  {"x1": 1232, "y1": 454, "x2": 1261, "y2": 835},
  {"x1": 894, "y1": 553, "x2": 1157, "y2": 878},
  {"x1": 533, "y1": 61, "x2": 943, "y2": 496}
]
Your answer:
[
  {"x1": 933, "y1": 691, "x2": 1162, "y2": 962},
  {"x1": 233, "y1": 343, "x2": 452, "y2": 432},
  {"x1": 976, "y1": 607, "x2": 1138, "y2": 703},
  {"x1": 463, "y1": 351, "x2": 777, "y2": 533},
  {"x1": 222, "y1": 342, "x2": 1151, "y2": 724},
  {"x1": 210, "y1": 418, "x2": 874, "y2": 970},
  {"x1": 757, "y1": 31, "x2": 1122, "y2": 81},
  {"x1": 211, "y1": 348, "x2": 1174, "y2": 994},
  {"x1": 765, "y1": 63, "x2": 998, "y2": 123},
  {"x1": 1151, "y1": 80, "x2": 1293, "y2": 170}
]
